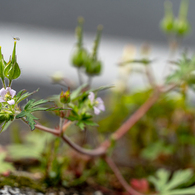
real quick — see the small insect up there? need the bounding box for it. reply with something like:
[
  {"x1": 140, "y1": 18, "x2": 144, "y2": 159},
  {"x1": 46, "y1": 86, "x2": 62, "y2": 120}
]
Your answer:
[{"x1": 13, "y1": 37, "x2": 20, "y2": 41}]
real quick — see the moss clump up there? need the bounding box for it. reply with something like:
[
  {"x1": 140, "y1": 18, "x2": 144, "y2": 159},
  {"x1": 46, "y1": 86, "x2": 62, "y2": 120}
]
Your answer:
[{"x1": 0, "y1": 174, "x2": 46, "y2": 193}]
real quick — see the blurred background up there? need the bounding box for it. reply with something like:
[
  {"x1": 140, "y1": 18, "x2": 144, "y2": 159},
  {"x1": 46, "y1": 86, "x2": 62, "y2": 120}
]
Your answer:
[{"x1": 0, "y1": 0, "x2": 194, "y2": 95}]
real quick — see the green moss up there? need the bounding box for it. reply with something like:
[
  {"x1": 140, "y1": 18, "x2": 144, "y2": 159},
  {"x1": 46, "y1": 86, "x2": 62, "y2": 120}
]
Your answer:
[{"x1": 0, "y1": 174, "x2": 46, "y2": 193}]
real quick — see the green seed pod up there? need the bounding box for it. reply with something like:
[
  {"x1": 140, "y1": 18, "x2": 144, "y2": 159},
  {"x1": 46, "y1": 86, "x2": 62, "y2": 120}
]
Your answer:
[
  {"x1": 4, "y1": 60, "x2": 21, "y2": 80},
  {"x1": 4, "y1": 41, "x2": 21, "y2": 81},
  {"x1": 160, "y1": 17, "x2": 174, "y2": 33},
  {"x1": 12, "y1": 41, "x2": 17, "y2": 63},
  {"x1": 60, "y1": 89, "x2": 71, "y2": 104},
  {"x1": 174, "y1": 0, "x2": 190, "y2": 36},
  {"x1": 0, "y1": 47, "x2": 5, "y2": 81},
  {"x1": 160, "y1": 1, "x2": 174, "y2": 33},
  {"x1": 85, "y1": 59, "x2": 102, "y2": 76},
  {"x1": 174, "y1": 19, "x2": 190, "y2": 36},
  {"x1": 71, "y1": 48, "x2": 88, "y2": 68}
]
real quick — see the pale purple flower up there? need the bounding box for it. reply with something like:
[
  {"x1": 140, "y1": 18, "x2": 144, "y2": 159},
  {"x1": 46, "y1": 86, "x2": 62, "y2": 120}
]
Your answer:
[
  {"x1": 88, "y1": 92, "x2": 105, "y2": 115},
  {"x1": 0, "y1": 87, "x2": 16, "y2": 105}
]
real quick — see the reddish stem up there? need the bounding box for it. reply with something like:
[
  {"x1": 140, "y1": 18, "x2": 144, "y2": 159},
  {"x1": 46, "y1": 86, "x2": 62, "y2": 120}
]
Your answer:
[
  {"x1": 112, "y1": 91, "x2": 160, "y2": 141},
  {"x1": 34, "y1": 124, "x2": 60, "y2": 136},
  {"x1": 104, "y1": 156, "x2": 143, "y2": 195},
  {"x1": 62, "y1": 134, "x2": 106, "y2": 157}
]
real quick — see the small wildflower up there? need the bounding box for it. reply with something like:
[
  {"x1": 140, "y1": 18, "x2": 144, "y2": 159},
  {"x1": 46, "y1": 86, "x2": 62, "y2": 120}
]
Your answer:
[
  {"x1": 0, "y1": 87, "x2": 16, "y2": 105},
  {"x1": 88, "y1": 92, "x2": 105, "y2": 115}
]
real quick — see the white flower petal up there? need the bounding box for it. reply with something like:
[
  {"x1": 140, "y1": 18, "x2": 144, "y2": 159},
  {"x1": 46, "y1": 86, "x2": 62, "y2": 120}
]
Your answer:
[
  {"x1": 96, "y1": 97, "x2": 104, "y2": 104},
  {"x1": 7, "y1": 87, "x2": 16, "y2": 98},
  {"x1": 0, "y1": 88, "x2": 7, "y2": 97},
  {"x1": 97, "y1": 103, "x2": 105, "y2": 111},
  {"x1": 96, "y1": 97, "x2": 105, "y2": 111},
  {"x1": 94, "y1": 106, "x2": 100, "y2": 115},
  {"x1": 88, "y1": 92, "x2": 95, "y2": 104},
  {"x1": 7, "y1": 99, "x2": 15, "y2": 105},
  {"x1": 0, "y1": 97, "x2": 5, "y2": 103}
]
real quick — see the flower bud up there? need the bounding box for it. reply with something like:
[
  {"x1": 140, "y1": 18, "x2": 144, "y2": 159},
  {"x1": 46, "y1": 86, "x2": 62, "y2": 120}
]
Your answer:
[
  {"x1": 60, "y1": 89, "x2": 71, "y2": 104},
  {"x1": 51, "y1": 71, "x2": 64, "y2": 83}
]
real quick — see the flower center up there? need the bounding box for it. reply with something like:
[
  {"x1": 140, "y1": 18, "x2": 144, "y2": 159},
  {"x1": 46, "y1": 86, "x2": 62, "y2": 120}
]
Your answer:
[
  {"x1": 95, "y1": 100, "x2": 99, "y2": 106},
  {"x1": 4, "y1": 92, "x2": 12, "y2": 101}
]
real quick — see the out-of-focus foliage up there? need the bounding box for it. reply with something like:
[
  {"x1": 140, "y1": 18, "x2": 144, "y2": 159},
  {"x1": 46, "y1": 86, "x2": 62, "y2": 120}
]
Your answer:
[
  {"x1": 0, "y1": 152, "x2": 15, "y2": 174},
  {"x1": 149, "y1": 169, "x2": 195, "y2": 195}
]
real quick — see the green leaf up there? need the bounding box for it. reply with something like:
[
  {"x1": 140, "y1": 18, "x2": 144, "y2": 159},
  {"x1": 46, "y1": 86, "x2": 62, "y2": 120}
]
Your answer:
[
  {"x1": 70, "y1": 85, "x2": 114, "y2": 101},
  {"x1": 70, "y1": 83, "x2": 88, "y2": 101},
  {"x1": 66, "y1": 116, "x2": 78, "y2": 121},
  {"x1": 149, "y1": 169, "x2": 171, "y2": 192},
  {"x1": 141, "y1": 141, "x2": 175, "y2": 160},
  {"x1": 0, "y1": 152, "x2": 15, "y2": 174},
  {"x1": 8, "y1": 132, "x2": 54, "y2": 160},
  {"x1": 0, "y1": 121, "x2": 13, "y2": 133},
  {"x1": 16, "y1": 88, "x2": 39, "y2": 104},
  {"x1": 119, "y1": 59, "x2": 155, "y2": 66},
  {"x1": 17, "y1": 111, "x2": 38, "y2": 130},
  {"x1": 163, "y1": 169, "x2": 193, "y2": 191},
  {"x1": 92, "y1": 85, "x2": 114, "y2": 93},
  {"x1": 166, "y1": 54, "x2": 195, "y2": 87},
  {"x1": 83, "y1": 120, "x2": 98, "y2": 126},
  {"x1": 149, "y1": 169, "x2": 195, "y2": 194},
  {"x1": 46, "y1": 107, "x2": 71, "y2": 112},
  {"x1": 16, "y1": 99, "x2": 49, "y2": 130},
  {"x1": 166, "y1": 186, "x2": 195, "y2": 195},
  {"x1": 76, "y1": 121, "x2": 85, "y2": 130}
]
